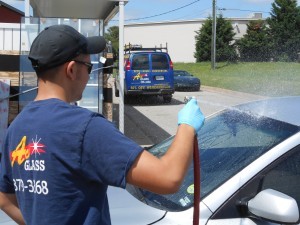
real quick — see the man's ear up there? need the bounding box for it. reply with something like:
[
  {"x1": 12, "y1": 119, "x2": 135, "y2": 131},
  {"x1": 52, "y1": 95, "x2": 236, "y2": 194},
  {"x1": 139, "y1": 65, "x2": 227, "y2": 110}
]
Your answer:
[{"x1": 66, "y1": 61, "x2": 77, "y2": 81}]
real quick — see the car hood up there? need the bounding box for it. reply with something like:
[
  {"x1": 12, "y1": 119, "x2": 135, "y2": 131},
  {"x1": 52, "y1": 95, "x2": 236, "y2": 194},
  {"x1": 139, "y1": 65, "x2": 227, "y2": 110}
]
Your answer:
[{"x1": 108, "y1": 187, "x2": 212, "y2": 225}]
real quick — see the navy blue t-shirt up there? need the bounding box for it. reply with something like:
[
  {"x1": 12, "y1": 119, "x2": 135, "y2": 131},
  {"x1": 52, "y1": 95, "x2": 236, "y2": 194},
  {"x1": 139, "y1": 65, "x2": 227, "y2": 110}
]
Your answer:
[{"x1": 0, "y1": 98, "x2": 143, "y2": 225}]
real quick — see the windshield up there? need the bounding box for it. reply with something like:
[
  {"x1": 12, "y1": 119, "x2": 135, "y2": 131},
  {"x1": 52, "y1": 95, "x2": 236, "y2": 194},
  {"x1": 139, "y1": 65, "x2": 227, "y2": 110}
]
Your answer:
[{"x1": 126, "y1": 108, "x2": 299, "y2": 212}]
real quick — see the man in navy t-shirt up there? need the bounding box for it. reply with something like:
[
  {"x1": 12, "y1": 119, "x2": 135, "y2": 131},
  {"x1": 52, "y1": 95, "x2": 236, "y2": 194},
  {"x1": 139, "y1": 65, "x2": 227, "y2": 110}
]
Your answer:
[{"x1": 0, "y1": 25, "x2": 205, "y2": 225}]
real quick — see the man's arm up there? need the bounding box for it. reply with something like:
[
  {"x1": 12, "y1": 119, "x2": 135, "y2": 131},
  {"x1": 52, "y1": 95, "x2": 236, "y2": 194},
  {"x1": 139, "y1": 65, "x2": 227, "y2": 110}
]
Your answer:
[
  {"x1": 0, "y1": 192, "x2": 25, "y2": 225},
  {"x1": 127, "y1": 99, "x2": 204, "y2": 194},
  {"x1": 127, "y1": 124, "x2": 195, "y2": 194}
]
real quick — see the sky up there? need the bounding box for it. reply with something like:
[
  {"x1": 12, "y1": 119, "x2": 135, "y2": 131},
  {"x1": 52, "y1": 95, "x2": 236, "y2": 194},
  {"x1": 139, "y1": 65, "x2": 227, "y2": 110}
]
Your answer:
[
  {"x1": 2, "y1": 0, "x2": 299, "y2": 26},
  {"x1": 115, "y1": 0, "x2": 273, "y2": 22}
]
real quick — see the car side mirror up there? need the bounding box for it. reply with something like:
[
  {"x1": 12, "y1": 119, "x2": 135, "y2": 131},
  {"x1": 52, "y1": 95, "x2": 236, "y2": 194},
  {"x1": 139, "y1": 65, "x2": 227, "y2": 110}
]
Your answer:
[{"x1": 247, "y1": 189, "x2": 299, "y2": 223}]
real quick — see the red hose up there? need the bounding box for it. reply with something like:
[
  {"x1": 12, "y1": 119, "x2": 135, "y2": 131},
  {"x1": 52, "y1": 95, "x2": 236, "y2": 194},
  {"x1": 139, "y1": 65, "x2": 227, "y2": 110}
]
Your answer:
[{"x1": 193, "y1": 136, "x2": 200, "y2": 225}]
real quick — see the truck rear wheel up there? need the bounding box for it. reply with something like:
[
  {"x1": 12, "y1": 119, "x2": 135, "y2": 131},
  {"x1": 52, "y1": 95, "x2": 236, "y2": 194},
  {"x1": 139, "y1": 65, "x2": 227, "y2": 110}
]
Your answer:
[{"x1": 163, "y1": 95, "x2": 172, "y2": 103}]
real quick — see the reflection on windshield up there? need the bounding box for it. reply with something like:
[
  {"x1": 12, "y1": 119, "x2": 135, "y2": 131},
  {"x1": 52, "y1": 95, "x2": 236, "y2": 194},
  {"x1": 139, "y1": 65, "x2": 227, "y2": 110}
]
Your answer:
[{"x1": 127, "y1": 108, "x2": 299, "y2": 212}]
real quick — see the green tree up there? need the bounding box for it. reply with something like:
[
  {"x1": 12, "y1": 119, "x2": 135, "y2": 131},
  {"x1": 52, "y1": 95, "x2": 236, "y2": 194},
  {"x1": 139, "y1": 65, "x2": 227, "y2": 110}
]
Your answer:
[
  {"x1": 104, "y1": 26, "x2": 119, "y2": 60},
  {"x1": 267, "y1": 0, "x2": 300, "y2": 61},
  {"x1": 194, "y1": 18, "x2": 212, "y2": 62},
  {"x1": 194, "y1": 15, "x2": 237, "y2": 62},
  {"x1": 237, "y1": 20, "x2": 273, "y2": 62}
]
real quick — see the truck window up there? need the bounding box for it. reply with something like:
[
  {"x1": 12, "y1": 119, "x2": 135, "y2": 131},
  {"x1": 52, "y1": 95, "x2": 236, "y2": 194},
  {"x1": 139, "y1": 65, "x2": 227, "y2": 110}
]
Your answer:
[
  {"x1": 152, "y1": 54, "x2": 169, "y2": 70},
  {"x1": 132, "y1": 54, "x2": 149, "y2": 70}
]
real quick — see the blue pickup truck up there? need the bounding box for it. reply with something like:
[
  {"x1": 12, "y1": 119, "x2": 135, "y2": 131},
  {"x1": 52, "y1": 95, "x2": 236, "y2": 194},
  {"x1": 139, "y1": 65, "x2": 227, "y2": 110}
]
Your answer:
[{"x1": 115, "y1": 45, "x2": 175, "y2": 103}]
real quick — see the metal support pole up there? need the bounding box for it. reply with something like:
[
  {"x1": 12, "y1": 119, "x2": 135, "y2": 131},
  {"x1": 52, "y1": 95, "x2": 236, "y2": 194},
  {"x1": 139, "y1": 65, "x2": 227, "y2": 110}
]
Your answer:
[
  {"x1": 211, "y1": 0, "x2": 217, "y2": 70},
  {"x1": 119, "y1": 1, "x2": 125, "y2": 133},
  {"x1": 103, "y1": 43, "x2": 114, "y2": 122},
  {"x1": 24, "y1": 0, "x2": 30, "y2": 24},
  {"x1": 24, "y1": 0, "x2": 30, "y2": 17}
]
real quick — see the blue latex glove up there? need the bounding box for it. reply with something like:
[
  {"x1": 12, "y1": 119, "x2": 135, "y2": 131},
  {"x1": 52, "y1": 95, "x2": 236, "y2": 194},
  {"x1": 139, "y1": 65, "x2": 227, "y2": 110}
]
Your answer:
[{"x1": 178, "y1": 98, "x2": 205, "y2": 134}]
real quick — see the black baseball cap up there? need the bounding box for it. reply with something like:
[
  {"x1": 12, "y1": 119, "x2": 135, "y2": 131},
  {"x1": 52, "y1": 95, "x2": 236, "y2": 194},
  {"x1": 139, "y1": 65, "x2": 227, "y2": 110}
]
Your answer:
[{"x1": 28, "y1": 24, "x2": 106, "y2": 72}]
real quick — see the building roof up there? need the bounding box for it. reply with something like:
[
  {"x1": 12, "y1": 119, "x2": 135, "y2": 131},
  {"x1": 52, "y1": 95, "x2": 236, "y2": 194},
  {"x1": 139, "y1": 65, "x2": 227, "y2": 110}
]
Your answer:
[
  {"x1": 0, "y1": 0, "x2": 120, "y2": 24},
  {"x1": 0, "y1": 0, "x2": 24, "y2": 16},
  {"x1": 30, "y1": 0, "x2": 121, "y2": 24},
  {"x1": 125, "y1": 16, "x2": 265, "y2": 27}
]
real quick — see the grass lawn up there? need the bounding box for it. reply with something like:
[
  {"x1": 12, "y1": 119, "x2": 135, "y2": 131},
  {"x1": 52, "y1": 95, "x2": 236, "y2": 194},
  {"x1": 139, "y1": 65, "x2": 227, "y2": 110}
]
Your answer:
[{"x1": 173, "y1": 62, "x2": 300, "y2": 97}]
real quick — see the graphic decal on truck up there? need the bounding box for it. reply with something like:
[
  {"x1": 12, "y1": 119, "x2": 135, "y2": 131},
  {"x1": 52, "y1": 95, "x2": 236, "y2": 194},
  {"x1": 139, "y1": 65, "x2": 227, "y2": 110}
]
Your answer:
[{"x1": 132, "y1": 72, "x2": 148, "y2": 81}]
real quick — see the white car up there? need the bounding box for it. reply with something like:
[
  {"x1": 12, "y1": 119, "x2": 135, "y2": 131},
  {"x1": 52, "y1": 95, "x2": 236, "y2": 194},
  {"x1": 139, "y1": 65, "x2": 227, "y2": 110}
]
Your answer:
[
  {"x1": 1, "y1": 96, "x2": 300, "y2": 225},
  {"x1": 108, "y1": 96, "x2": 300, "y2": 225}
]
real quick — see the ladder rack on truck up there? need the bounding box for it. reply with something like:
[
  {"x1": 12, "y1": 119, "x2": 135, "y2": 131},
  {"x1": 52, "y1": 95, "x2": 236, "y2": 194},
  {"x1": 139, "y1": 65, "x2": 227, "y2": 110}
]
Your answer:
[{"x1": 124, "y1": 43, "x2": 168, "y2": 54}]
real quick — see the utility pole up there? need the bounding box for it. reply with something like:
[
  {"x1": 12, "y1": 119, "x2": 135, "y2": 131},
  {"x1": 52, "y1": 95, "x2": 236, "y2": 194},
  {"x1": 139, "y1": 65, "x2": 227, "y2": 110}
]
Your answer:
[{"x1": 211, "y1": 0, "x2": 217, "y2": 70}]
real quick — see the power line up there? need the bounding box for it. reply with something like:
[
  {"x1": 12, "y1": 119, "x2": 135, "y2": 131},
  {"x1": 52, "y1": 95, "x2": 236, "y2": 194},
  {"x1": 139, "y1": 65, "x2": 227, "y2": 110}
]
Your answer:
[
  {"x1": 219, "y1": 7, "x2": 300, "y2": 16},
  {"x1": 218, "y1": 8, "x2": 270, "y2": 14},
  {"x1": 126, "y1": 0, "x2": 201, "y2": 21},
  {"x1": 112, "y1": 0, "x2": 202, "y2": 22},
  {"x1": 170, "y1": 7, "x2": 211, "y2": 21}
]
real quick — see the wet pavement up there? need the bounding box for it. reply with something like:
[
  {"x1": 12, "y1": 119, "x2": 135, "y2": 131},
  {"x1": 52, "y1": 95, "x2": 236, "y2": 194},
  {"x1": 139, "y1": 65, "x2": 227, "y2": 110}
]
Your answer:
[{"x1": 112, "y1": 86, "x2": 266, "y2": 146}]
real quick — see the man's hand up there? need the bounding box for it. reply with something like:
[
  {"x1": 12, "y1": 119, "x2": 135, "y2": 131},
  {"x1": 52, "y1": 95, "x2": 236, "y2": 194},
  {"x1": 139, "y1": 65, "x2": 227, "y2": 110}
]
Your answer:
[{"x1": 178, "y1": 98, "x2": 205, "y2": 134}]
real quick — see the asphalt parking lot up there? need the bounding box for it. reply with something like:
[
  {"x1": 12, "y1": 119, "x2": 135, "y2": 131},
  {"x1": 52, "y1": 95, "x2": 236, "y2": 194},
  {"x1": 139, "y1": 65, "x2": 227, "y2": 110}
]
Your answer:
[{"x1": 113, "y1": 86, "x2": 266, "y2": 146}]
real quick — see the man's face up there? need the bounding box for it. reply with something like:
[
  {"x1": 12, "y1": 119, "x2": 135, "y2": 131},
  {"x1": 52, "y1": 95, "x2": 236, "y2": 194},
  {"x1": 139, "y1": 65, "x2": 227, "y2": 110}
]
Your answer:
[{"x1": 72, "y1": 54, "x2": 92, "y2": 102}]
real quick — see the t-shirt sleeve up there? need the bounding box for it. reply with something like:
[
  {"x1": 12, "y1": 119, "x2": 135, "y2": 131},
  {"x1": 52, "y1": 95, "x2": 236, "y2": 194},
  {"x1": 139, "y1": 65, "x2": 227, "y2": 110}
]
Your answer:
[
  {"x1": 81, "y1": 115, "x2": 143, "y2": 188},
  {"x1": 0, "y1": 138, "x2": 16, "y2": 193}
]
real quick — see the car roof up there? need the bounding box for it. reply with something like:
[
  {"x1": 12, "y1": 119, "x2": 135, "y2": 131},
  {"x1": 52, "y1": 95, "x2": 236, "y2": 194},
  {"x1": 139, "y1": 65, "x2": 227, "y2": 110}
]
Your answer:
[
  {"x1": 174, "y1": 70, "x2": 189, "y2": 73},
  {"x1": 128, "y1": 51, "x2": 169, "y2": 54},
  {"x1": 235, "y1": 96, "x2": 300, "y2": 127}
]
